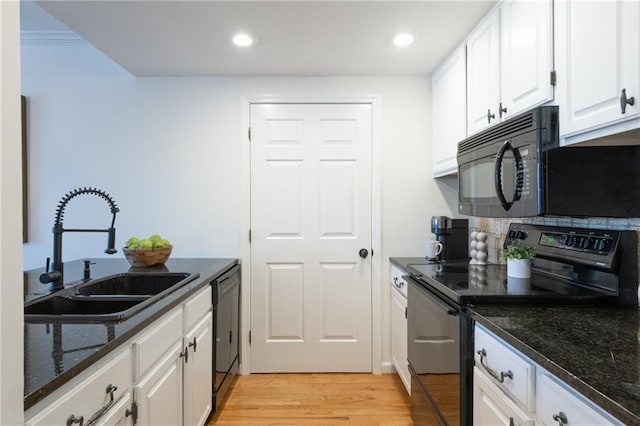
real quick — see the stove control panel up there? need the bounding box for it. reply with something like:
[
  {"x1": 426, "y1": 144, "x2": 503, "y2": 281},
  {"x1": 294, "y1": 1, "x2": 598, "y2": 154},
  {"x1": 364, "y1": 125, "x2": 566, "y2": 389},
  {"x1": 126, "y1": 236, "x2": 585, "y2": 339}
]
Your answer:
[{"x1": 504, "y1": 223, "x2": 621, "y2": 270}]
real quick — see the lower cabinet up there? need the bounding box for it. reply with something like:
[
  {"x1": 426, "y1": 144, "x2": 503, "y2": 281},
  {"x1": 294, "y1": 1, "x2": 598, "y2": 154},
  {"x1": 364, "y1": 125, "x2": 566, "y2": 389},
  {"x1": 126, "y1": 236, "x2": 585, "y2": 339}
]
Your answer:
[
  {"x1": 473, "y1": 367, "x2": 533, "y2": 426},
  {"x1": 25, "y1": 285, "x2": 213, "y2": 426},
  {"x1": 390, "y1": 265, "x2": 410, "y2": 395},
  {"x1": 473, "y1": 323, "x2": 623, "y2": 426}
]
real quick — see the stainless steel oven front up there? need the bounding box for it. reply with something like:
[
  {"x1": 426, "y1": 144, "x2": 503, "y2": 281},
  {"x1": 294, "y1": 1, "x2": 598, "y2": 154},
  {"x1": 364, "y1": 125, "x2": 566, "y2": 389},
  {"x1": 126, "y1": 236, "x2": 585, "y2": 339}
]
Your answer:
[{"x1": 407, "y1": 275, "x2": 463, "y2": 425}]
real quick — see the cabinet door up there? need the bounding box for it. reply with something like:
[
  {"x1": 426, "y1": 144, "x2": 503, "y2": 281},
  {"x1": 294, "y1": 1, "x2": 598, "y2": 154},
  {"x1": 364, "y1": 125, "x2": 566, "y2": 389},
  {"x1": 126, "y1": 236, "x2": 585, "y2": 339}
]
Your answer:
[
  {"x1": 474, "y1": 368, "x2": 534, "y2": 426},
  {"x1": 184, "y1": 312, "x2": 214, "y2": 426},
  {"x1": 556, "y1": 0, "x2": 640, "y2": 138},
  {"x1": 500, "y1": 0, "x2": 553, "y2": 118},
  {"x1": 536, "y1": 370, "x2": 623, "y2": 426},
  {"x1": 390, "y1": 286, "x2": 410, "y2": 395},
  {"x1": 134, "y1": 342, "x2": 184, "y2": 426},
  {"x1": 432, "y1": 45, "x2": 467, "y2": 177},
  {"x1": 467, "y1": 9, "x2": 501, "y2": 135}
]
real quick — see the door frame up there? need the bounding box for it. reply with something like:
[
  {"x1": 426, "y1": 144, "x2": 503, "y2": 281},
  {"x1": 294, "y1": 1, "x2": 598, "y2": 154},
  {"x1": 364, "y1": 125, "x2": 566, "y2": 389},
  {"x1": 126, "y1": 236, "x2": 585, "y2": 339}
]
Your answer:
[{"x1": 240, "y1": 95, "x2": 382, "y2": 375}]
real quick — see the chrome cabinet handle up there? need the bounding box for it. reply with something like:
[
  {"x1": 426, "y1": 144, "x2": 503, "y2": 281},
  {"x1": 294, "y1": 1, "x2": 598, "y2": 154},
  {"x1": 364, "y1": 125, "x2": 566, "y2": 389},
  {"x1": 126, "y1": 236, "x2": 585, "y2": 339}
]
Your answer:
[
  {"x1": 393, "y1": 277, "x2": 404, "y2": 289},
  {"x1": 499, "y1": 102, "x2": 508, "y2": 118},
  {"x1": 359, "y1": 248, "x2": 369, "y2": 259},
  {"x1": 620, "y1": 88, "x2": 635, "y2": 114},
  {"x1": 85, "y1": 384, "x2": 119, "y2": 426},
  {"x1": 477, "y1": 349, "x2": 513, "y2": 383},
  {"x1": 552, "y1": 411, "x2": 568, "y2": 425},
  {"x1": 487, "y1": 109, "x2": 496, "y2": 123},
  {"x1": 67, "y1": 414, "x2": 84, "y2": 426},
  {"x1": 180, "y1": 346, "x2": 189, "y2": 363},
  {"x1": 189, "y1": 336, "x2": 197, "y2": 353}
]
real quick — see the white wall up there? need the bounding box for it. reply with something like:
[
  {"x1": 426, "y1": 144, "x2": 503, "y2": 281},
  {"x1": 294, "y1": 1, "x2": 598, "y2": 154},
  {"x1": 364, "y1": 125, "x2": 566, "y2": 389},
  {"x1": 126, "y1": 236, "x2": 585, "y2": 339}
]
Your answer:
[
  {"x1": 21, "y1": 40, "x2": 459, "y2": 370},
  {"x1": 1, "y1": 1, "x2": 25, "y2": 423}
]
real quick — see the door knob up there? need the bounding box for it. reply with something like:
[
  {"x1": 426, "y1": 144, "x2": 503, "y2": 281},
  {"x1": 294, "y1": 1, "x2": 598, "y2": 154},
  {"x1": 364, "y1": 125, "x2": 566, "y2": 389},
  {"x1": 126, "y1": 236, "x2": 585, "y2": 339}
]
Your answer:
[{"x1": 359, "y1": 248, "x2": 369, "y2": 259}]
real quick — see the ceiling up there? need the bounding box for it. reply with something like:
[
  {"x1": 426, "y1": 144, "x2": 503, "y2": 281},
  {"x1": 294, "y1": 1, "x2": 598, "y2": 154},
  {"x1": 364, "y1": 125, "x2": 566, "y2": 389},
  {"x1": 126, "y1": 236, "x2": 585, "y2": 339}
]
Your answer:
[{"x1": 21, "y1": 0, "x2": 496, "y2": 77}]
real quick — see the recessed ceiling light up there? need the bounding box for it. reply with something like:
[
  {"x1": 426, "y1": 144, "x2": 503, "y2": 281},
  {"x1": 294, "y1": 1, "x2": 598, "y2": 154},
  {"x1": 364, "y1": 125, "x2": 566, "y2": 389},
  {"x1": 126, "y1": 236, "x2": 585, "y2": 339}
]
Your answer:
[
  {"x1": 232, "y1": 33, "x2": 254, "y2": 47},
  {"x1": 393, "y1": 33, "x2": 414, "y2": 47}
]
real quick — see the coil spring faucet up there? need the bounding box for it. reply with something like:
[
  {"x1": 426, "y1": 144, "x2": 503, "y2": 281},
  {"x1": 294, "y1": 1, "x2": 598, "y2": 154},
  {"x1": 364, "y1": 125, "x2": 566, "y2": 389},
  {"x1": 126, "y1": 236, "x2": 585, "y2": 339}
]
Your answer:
[{"x1": 39, "y1": 187, "x2": 119, "y2": 291}]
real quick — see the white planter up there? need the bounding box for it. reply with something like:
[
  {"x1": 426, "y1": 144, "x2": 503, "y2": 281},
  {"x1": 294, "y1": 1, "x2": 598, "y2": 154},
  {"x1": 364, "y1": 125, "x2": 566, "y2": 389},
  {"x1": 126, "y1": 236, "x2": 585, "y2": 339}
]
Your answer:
[{"x1": 507, "y1": 258, "x2": 531, "y2": 278}]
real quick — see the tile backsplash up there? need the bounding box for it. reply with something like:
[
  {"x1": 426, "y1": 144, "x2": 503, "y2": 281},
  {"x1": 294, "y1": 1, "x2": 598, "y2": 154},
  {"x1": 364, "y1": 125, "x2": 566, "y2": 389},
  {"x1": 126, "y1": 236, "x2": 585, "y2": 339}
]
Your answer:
[{"x1": 469, "y1": 217, "x2": 640, "y2": 265}]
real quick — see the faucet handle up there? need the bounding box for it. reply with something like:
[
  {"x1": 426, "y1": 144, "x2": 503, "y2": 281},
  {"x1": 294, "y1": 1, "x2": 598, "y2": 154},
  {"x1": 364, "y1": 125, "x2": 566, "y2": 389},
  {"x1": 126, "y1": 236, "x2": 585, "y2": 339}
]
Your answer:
[
  {"x1": 39, "y1": 257, "x2": 62, "y2": 285},
  {"x1": 45, "y1": 257, "x2": 51, "y2": 273}
]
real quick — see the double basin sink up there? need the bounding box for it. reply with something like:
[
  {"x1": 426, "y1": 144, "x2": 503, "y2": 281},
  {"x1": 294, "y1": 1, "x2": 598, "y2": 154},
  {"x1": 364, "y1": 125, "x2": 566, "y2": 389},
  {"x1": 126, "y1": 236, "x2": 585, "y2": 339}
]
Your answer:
[{"x1": 24, "y1": 272, "x2": 199, "y2": 322}]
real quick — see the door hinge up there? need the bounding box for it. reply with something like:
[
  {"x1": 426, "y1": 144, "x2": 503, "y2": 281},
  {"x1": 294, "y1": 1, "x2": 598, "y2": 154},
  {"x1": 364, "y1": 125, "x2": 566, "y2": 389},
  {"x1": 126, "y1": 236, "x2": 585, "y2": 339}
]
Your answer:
[
  {"x1": 249, "y1": 330, "x2": 252, "y2": 344},
  {"x1": 249, "y1": 229, "x2": 252, "y2": 243},
  {"x1": 126, "y1": 401, "x2": 138, "y2": 424},
  {"x1": 248, "y1": 127, "x2": 251, "y2": 142},
  {"x1": 550, "y1": 70, "x2": 557, "y2": 86}
]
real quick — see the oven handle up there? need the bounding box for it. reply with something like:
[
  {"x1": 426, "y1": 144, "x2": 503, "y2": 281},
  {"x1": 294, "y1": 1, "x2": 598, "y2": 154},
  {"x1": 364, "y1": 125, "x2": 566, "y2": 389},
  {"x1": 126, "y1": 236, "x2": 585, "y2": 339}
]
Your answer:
[
  {"x1": 405, "y1": 275, "x2": 459, "y2": 316},
  {"x1": 494, "y1": 140, "x2": 523, "y2": 212}
]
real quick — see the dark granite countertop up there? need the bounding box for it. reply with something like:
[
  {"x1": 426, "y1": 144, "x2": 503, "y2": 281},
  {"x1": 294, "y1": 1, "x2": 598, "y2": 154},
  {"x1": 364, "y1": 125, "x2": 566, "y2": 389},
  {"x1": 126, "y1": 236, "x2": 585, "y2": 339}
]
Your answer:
[
  {"x1": 390, "y1": 257, "x2": 640, "y2": 424},
  {"x1": 470, "y1": 305, "x2": 640, "y2": 425},
  {"x1": 24, "y1": 257, "x2": 238, "y2": 411}
]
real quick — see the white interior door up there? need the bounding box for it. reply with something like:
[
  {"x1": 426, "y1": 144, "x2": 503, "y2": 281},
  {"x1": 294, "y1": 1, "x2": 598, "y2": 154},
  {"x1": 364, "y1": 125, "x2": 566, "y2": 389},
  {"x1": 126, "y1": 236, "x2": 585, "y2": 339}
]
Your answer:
[{"x1": 250, "y1": 103, "x2": 372, "y2": 372}]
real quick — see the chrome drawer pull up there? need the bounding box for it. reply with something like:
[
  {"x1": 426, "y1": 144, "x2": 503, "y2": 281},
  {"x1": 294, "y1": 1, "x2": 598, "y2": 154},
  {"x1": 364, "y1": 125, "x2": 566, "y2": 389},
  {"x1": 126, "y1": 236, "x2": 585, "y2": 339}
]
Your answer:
[
  {"x1": 552, "y1": 411, "x2": 568, "y2": 425},
  {"x1": 85, "y1": 384, "x2": 118, "y2": 426},
  {"x1": 66, "y1": 414, "x2": 84, "y2": 426},
  {"x1": 477, "y1": 348, "x2": 514, "y2": 383}
]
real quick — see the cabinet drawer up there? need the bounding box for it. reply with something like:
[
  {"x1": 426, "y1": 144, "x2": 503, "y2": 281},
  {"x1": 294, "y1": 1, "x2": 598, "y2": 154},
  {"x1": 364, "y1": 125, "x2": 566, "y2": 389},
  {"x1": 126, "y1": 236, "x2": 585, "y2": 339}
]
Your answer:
[
  {"x1": 475, "y1": 325, "x2": 535, "y2": 411},
  {"x1": 134, "y1": 308, "x2": 182, "y2": 378},
  {"x1": 474, "y1": 367, "x2": 534, "y2": 426},
  {"x1": 26, "y1": 348, "x2": 132, "y2": 426},
  {"x1": 390, "y1": 265, "x2": 408, "y2": 298},
  {"x1": 184, "y1": 285, "x2": 212, "y2": 332},
  {"x1": 536, "y1": 370, "x2": 622, "y2": 426}
]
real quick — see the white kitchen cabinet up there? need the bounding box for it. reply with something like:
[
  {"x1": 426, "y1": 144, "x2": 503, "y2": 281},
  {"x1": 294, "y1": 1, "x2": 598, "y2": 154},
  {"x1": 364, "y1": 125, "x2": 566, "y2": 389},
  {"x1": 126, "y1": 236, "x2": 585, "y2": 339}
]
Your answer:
[
  {"x1": 536, "y1": 369, "x2": 622, "y2": 426},
  {"x1": 467, "y1": 0, "x2": 553, "y2": 136},
  {"x1": 390, "y1": 265, "x2": 410, "y2": 394},
  {"x1": 183, "y1": 311, "x2": 214, "y2": 426},
  {"x1": 555, "y1": 0, "x2": 640, "y2": 144},
  {"x1": 500, "y1": 0, "x2": 553, "y2": 118},
  {"x1": 25, "y1": 347, "x2": 133, "y2": 426},
  {"x1": 467, "y1": 8, "x2": 501, "y2": 135},
  {"x1": 473, "y1": 367, "x2": 534, "y2": 426},
  {"x1": 135, "y1": 341, "x2": 185, "y2": 426},
  {"x1": 432, "y1": 45, "x2": 467, "y2": 177}
]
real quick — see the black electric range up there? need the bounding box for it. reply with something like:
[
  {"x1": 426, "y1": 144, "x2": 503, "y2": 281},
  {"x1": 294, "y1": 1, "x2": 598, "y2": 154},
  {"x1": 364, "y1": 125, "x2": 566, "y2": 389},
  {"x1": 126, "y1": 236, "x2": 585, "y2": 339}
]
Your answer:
[{"x1": 406, "y1": 223, "x2": 639, "y2": 307}]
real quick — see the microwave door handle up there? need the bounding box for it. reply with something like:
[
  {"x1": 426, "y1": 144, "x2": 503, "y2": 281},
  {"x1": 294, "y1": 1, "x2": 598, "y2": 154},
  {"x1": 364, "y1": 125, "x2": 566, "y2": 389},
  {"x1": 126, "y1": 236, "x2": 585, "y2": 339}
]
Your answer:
[{"x1": 495, "y1": 141, "x2": 513, "y2": 211}]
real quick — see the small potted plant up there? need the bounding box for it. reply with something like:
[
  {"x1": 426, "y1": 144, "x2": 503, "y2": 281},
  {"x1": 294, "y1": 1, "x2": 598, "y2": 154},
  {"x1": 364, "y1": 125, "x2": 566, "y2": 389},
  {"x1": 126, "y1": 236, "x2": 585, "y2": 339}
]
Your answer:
[{"x1": 504, "y1": 244, "x2": 535, "y2": 278}]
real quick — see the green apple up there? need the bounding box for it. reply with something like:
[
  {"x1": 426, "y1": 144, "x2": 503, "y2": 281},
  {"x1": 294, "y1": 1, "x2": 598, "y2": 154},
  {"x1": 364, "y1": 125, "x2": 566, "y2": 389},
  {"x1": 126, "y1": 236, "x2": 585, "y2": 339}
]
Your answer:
[
  {"x1": 153, "y1": 239, "x2": 167, "y2": 249},
  {"x1": 161, "y1": 239, "x2": 171, "y2": 247},
  {"x1": 149, "y1": 234, "x2": 162, "y2": 244},
  {"x1": 138, "y1": 239, "x2": 153, "y2": 249},
  {"x1": 126, "y1": 237, "x2": 140, "y2": 249}
]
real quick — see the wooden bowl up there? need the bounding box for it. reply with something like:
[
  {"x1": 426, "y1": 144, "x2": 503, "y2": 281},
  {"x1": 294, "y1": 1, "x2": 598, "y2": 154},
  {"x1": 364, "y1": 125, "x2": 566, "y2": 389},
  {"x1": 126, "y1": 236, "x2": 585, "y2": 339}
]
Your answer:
[{"x1": 123, "y1": 246, "x2": 172, "y2": 267}]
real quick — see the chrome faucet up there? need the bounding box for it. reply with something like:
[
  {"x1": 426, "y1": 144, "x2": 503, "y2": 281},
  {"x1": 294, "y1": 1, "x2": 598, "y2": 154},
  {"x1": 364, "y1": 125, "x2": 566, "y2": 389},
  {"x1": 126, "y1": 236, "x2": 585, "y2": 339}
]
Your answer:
[{"x1": 39, "y1": 187, "x2": 119, "y2": 291}]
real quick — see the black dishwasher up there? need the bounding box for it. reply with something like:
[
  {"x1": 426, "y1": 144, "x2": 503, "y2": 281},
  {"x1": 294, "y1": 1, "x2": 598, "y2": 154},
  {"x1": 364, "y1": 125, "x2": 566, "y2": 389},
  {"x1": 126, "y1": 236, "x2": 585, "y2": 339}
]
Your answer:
[{"x1": 212, "y1": 264, "x2": 240, "y2": 411}]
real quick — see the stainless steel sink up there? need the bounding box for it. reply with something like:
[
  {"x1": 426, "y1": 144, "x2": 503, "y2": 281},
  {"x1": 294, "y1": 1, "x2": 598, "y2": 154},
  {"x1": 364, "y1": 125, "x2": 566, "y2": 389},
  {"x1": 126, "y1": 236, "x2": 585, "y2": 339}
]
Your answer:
[{"x1": 24, "y1": 272, "x2": 199, "y2": 322}]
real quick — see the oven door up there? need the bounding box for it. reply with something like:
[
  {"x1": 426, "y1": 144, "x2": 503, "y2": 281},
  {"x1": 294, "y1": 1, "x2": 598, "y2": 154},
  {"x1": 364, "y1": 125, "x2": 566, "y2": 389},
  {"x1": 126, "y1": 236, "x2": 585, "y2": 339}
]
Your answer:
[
  {"x1": 407, "y1": 276, "x2": 461, "y2": 425},
  {"x1": 458, "y1": 137, "x2": 540, "y2": 218}
]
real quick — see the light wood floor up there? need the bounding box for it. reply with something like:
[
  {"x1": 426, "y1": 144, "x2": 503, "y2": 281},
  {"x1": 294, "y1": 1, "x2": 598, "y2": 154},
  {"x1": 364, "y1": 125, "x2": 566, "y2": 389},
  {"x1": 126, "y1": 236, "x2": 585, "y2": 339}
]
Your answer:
[{"x1": 208, "y1": 373, "x2": 413, "y2": 425}]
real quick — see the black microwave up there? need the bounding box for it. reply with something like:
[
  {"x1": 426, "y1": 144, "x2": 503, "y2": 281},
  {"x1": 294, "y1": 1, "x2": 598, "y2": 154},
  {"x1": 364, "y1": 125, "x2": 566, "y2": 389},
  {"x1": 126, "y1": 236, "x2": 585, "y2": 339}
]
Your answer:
[{"x1": 457, "y1": 106, "x2": 640, "y2": 218}]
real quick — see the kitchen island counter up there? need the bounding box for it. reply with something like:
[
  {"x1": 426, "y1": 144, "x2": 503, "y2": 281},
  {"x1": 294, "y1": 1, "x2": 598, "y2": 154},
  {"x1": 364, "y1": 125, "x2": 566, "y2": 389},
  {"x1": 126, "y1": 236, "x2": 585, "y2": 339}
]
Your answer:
[
  {"x1": 471, "y1": 305, "x2": 640, "y2": 425},
  {"x1": 24, "y1": 257, "x2": 238, "y2": 410}
]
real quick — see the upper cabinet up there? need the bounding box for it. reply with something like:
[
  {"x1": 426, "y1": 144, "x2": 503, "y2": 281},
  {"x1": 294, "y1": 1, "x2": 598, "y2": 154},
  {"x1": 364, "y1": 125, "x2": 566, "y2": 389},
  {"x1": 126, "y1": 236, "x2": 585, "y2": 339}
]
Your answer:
[
  {"x1": 467, "y1": 0, "x2": 554, "y2": 136},
  {"x1": 432, "y1": 46, "x2": 467, "y2": 177},
  {"x1": 555, "y1": 0, "x2": 640, "y2": 144}
]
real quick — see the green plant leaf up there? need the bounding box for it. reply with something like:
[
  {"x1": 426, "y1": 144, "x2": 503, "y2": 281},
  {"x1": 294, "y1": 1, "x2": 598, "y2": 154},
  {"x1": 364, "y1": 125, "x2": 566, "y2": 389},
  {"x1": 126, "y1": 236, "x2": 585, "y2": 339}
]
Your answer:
[{"x1": 505, "y1": 244, "x2": 535, "y2": 260}]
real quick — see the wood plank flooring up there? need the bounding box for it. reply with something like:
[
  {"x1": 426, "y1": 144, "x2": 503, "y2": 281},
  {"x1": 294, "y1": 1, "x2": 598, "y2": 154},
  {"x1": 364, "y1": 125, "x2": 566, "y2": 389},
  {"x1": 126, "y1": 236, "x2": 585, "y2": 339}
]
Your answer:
[{"x1": 208, "y1": 373, "x2": 413, "y2": 425}]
